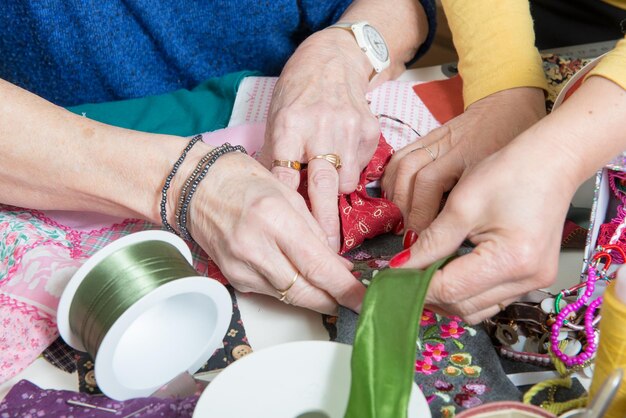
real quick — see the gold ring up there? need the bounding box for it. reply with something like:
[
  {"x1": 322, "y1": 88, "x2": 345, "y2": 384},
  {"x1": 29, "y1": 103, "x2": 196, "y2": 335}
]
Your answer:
[
  {"x1": 498, "y1": 303, "x2": 506, "y2": 312},
  {"x1": 276, "y1": 272, "x2": 299, "y2": 302},
  {"x1": 307, "y1": 153, "x2": 342, "y2": 169},
  {"x1": 422, "y1": 146, "x2": 436, "y2": 161},
  {"x1": 272, "y1": 159, "x2": 302, "y2": 171}
]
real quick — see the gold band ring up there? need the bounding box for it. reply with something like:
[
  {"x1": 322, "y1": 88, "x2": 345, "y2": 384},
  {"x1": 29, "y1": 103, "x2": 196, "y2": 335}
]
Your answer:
[
  {"x1": 272, "y1": 159, "x2": 302, "y2": 171},
  {"x1": 276, "y1": 272, "x2": 299, "y2": 302},
  {"x1": 307, "y1": 153, "x2": 342, "y2": 169}
]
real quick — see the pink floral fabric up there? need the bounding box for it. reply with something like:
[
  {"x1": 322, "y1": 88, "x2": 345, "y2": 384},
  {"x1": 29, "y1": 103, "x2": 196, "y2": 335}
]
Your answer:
[{"x1": 0, "y1": 205, "x2": 221, "y2": 384}]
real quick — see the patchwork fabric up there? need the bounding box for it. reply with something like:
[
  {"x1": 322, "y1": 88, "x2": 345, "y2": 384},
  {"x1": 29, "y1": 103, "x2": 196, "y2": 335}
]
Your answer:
[
  {"x1": 0, "y1": 206, "x2": 225, "y2": 384},
  {"x1": 42, "y1": 337, "x2": 77, "y2": 374}
]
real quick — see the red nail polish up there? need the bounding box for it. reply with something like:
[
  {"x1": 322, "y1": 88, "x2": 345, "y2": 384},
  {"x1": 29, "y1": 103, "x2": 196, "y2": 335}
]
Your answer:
[
  {"x1": 394, "y1": 219, "x2": 404, "y2": 235},
  {"x1": 403, "y1": 229, "x2": 418, "y2": 249},
  {"x1": 389, "y1": 248, "x2": 411, "y2": 268}
]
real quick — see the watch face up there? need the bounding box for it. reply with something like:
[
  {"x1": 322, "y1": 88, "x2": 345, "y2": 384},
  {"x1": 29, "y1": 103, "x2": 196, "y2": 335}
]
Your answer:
[{"x1": 363, "y1": 24, "x2": 389, "y2": 62}]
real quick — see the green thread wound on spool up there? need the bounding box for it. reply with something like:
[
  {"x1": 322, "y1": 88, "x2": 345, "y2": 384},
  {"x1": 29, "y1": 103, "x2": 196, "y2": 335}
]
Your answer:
[{"x1": 69, "y1": 240, "x2": 197, "y2": 357}]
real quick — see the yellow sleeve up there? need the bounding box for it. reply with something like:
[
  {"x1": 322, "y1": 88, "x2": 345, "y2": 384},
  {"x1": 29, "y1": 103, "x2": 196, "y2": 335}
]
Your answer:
[
  {"x1": 587, "y1": 37, "x2": 626, "y2": 90},
  {"x1": 441, "y1": 0, "x2": 548, "y2": 108}
]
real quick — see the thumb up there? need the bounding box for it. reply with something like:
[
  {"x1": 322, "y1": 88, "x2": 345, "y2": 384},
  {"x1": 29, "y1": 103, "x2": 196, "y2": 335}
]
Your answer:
[{"x1": 401, "y1": 208, "x2": 469, "y2": 269}]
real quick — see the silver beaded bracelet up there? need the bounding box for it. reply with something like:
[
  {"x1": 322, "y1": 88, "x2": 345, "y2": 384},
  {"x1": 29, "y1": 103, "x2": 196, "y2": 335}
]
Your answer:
[
  {"x1": 176, "y1": 142, "x2": 247, "y2": 241},
  {"x1": 159, "y1": 135, "x2": 203, "y2": 234}
]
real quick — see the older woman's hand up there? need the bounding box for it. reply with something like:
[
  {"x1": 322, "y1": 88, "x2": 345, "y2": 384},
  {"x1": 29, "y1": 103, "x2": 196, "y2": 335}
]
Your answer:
[
  {"x1": 382, "y1": 87, "x2": 546, "y2": 235},
  {"x1": 184, "y1": 149, "x2": 365, "y2": 314},
  {"x1": 259, "y1": 29, "x2": 381, "y2": 252}
]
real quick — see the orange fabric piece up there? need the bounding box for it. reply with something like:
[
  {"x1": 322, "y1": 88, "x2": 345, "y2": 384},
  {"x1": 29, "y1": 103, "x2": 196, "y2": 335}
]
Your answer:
[{"x1": 413, "y1": 76, "x2": 464, "y2": 125}]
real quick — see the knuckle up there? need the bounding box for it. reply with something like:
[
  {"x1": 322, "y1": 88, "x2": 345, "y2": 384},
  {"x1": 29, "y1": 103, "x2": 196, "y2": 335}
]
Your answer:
[
  {"x1": 226, "y1": 234, "x2": 255, "y2": 263},
  {"x1": 342, "y1": 111, "x2": 361, "y2": 132},
  {"x1": 391, "y1": 186, "x2": 410, "y2": 217},
  {"x1": 309, "y1": 167, "x2": 338, "y2": 190},
  {"x1": 396, "y1": 156, "x2": 418, "y2": 178},
  {"x1": 463, "y1": 312, "x2": 486, "y2": 325},
  {"x1": 436, "y1": 124, "x2": 454, "y2": 146},
  {"x1": 247, "y1": 194, "x2": 284, "y2": 220},
  {"x1": 499, "y1": 240, "x2": 538, "y2": 278},
  {"x1": 414, "y1": 167, "x2": 441, "y2": 186},
  {"x1": 407, "y1": 206, "x2": 432, "y2": 231},
  {"x1": 430, "y1": 282, "x2": 461, "y2": 306},
  {"x1": 315, "y1": 215, "x2": 339, "y2": 239},
  {"x1": 219, "y1": 266, "x2": 254, "y2": 293},
  {"x1": 273, "y1": 169, "x2": 299, "y2": 188},
  {"x1": 273, "y1": 108, "x2": 304, "y2": 133},
  {"x1": 364, "y1": 118, "x2": 381, "y2": 139},
  {"x1": 243, "y1": 198, "x2": 289, "y2": 236},
  {"x1": 285, "y1": 285, "x2": 315, "y2": 308},
  {"x1": 298, "y1": 256, "x2": 331, "y2": 286},
  {"x1": 229, "y1": 280, "x2": 254, "y2": 294},
  {"x1": 414, "y1": 228, "x2": 438, "y2": 255},
  {"x1": 535, "y1": 273, "x2": 556, "y2": 290},
  {"x1": 338, "y1": 172, "x2": 359, "y2": 193}
]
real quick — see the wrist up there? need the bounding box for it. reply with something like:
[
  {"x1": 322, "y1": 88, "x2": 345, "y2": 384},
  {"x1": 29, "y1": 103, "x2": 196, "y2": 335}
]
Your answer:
[
  {"x1": 160, "y1": 140, "x2": 214, "y2": 230},
  {"x1": 471, "y1": 87, "x2": 546, "y2": 122},
  {"x1": 305, "y1": 29, "x2": 373, "y2": 83},
  {"x1": 508, "y1": 124, "x2": 587, "y2": 197},
  {"x1": 66, "y1": 128, "x2": 203, "y2": 225},
  {"x1": 519, "y1": 77, "x2": 626, "y2": 188}
]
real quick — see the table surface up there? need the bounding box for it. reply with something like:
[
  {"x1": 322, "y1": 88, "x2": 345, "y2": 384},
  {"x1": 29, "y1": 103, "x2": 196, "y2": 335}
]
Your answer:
[{"x1": 0, "y1": 58, "x2": 599, "y2": 401}]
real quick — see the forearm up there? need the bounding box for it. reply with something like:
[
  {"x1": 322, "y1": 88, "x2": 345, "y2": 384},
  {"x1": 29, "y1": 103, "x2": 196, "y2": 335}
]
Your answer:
[
  {"x1": 338, "y1": 0, "x2": 428, "y2": 79},
  {"x1": 0, "y1": 79, "x2": 209, "y2": 223},
  {"x1": 511, "y1": 77, "x2": 626, "y2": 191}
]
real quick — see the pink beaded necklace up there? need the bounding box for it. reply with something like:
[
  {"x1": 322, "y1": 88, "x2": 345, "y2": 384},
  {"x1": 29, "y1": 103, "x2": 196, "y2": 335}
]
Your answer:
[{"x1": 550, "y1": 241, "x2": 626, "y2": 367}]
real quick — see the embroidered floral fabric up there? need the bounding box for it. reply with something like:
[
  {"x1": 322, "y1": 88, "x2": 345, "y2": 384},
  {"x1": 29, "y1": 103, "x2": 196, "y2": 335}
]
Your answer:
[
  {"x1": 337, "y1": 234, "x2": 521, "y2": 418},
  {"x1": 336, "y1": 235, "x2": 521, "y2": 417}
]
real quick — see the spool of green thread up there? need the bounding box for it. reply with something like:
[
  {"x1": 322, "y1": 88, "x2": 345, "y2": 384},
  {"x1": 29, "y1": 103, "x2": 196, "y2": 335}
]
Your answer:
[{"x1": 57, "y1": 230, "x2": 232, "y2": 401}]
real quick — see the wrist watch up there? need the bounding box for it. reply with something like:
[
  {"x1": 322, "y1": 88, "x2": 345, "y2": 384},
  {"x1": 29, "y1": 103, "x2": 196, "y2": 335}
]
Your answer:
[{"x1": 327, "y1": 21, "x2": 390, "y2": 80}]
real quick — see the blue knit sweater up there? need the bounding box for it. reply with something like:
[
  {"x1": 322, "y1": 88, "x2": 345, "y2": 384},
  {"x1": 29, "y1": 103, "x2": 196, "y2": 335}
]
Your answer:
[{"x1": 0, "y1": 1, "x2": 435, "y2": 107}]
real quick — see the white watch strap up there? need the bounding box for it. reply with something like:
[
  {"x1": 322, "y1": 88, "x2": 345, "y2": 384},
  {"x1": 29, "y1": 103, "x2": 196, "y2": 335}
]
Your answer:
[
  {"x1": 327, "y1": 20, "x2": 389, "y2": 79},
  {"x1": 328, "y1": 22, "x2": 354, "y2": 29}
]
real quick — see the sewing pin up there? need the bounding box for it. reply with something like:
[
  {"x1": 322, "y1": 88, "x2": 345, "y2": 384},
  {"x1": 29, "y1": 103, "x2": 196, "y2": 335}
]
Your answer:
[
  {"x1": 66, "y1": 399, "x2": 118, "y2": 413},
  {"x1": 122, "y1": 404, "x2": 152, "y2": 418}
]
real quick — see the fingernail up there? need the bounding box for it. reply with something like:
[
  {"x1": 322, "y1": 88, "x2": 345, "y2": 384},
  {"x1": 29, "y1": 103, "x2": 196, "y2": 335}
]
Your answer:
[
  {"x1": 394, "y1": 219, "x2": 404, "y2": 235},
  {"x1": 389, "y1": 248, "x2": 411, "y2": 268},
  {"x1": 403, "y1": 229, "x2": 418, "y2": 249},
  {"x1": 329, "y1": 236, "x2": 341, "y2": 252},
  {"x1": 382, "y1": 191, "x2": 387, "y2": 200}
]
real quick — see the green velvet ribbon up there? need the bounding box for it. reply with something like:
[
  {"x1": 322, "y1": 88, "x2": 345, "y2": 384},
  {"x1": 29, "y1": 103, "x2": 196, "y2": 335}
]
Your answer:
[{"x1": 345, "y1": 259, "x2": 449, "y2": 418}]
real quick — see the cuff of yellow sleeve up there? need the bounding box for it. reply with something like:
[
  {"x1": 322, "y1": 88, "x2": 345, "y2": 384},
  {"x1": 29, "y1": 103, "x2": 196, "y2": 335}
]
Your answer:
[
  {"x1": 463, "y1": 62, "x2": 549, "y2": 108},
  {"x1": 586, "y1": 38, "x2": 626, "y2": 92}
]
